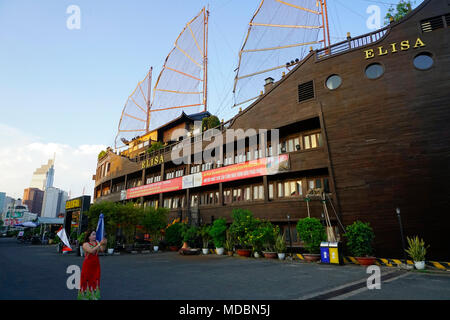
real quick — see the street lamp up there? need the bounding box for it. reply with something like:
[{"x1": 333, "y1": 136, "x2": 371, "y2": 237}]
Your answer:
[
  {"x1": 287, "y1": 215, "x2": 292, "y2": 258},
  {"x1": 396, "y1": 207, "x2": 408, "y2": 267}
]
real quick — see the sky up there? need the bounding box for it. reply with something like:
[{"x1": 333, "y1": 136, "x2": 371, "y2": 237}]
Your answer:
[{"x1": 0, "y1": 0, "x2": 421, "y2": 200}]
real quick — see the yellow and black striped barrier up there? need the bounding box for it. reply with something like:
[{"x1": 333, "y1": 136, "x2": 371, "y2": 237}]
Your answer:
[{"x1": 294, "y1": 254, "x2": 450, "y2": 271}]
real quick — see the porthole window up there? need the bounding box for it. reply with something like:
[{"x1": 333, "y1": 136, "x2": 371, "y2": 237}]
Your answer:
[
  {"x1": 365, "y1": 63, "x2": 384, "y2": 80},
  {"x1": 414, "y1": 52, "x2": 434, "y2": 70},
  {"x1": 326, "y1": 75, "x2": 342, "y2": 90}
]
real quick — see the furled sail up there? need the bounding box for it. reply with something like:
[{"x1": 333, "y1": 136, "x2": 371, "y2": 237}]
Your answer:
[
  {"x1": 233, "y1": 0, "x2": 329, "y2": 108},
  {"x1": 115, "y1": 7, "x2": 208, "y2": 149}
]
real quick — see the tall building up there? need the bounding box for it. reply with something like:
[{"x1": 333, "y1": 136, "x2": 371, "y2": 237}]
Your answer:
[
  {"x1": 41, "y1": 187, "x2": 68, "y2": 218},
  {"x1": 30, "y1": 159, "x2": 55, "y2": 191},
  {"x1": 23, "y1": 188, "x2": 44, "y2": 216},
  {"x1": 0, "y1": 193, "x2": 15, "y2": 216}
]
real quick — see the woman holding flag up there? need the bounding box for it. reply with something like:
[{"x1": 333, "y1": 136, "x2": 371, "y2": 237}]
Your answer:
[{"x1": 77, "y1": 229, "x2": 107, "y2": 300}]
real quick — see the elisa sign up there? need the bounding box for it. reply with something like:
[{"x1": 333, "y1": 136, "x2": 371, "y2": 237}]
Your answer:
[{"x1": 364, "y1": 37, "x2": 426, "y2": 59}]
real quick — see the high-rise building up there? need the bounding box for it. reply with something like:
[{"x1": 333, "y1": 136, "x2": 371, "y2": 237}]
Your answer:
[
  {"x1": 0, "y1": 193, "x2": 15, "y2": 216},
  {"x1": 23, "y1": 188, "x2": 44, "y2": 216},
  {"x1": 41, "y1": 187, "x2": 68, "y2": 218},
  {"x1": 30, "y1": 159, "x2": 55, "y2": 191}
]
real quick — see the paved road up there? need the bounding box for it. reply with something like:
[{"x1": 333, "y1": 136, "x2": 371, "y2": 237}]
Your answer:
[{"x1": 1, "y1": 238, "x2": 449, "y2": 300}]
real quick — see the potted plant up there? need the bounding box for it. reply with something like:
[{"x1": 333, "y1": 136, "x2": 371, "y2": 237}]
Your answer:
[
  {"x1": 181, "y1": 225, "x2": 199, "y2": 248},
  {"x1": 208, "y1": 218, "x2": 227, "y2": 255},
  {"x1": 224, "y1": 230, "x2": 235, "y2": 256},
  {"x1": 107, "y1": 235, "x2": 115, "y2": 255},
  {"x1": 261, "y1": 223, "x2": 278, "y2": 259},
  {"x1": 344, "y1": 221, "x2": 376, "y2": 266},
  {"x1": 199, "y1": 225, "x2": 211, "y2": 255},
  {"x1": 405, "y1": 236, "x2": 429, "y2": 270},
  {"x1": 228, "y1": 209, "x2": 260, "y2": 257},
  {"x1": 275, "y1": 232, "x2": 287, "y2": 260},
  {"x1": 77, "y1": 232, "x2": 86, "y2": 257},
  {"x1": 165, "y1": 222, "x2": 183, "y2": 251},
  {"x1": 296, "y1": 217, "x2": 326, "y2": 262}
]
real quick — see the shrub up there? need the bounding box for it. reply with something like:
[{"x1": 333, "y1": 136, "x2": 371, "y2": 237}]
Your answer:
[
  {"x1": 208, "y1": 219, "x2": 227, "y2": 248},
  {"x1": 199, "y1": 225, "x2": 211, "y2": 248},
  {"x1": 405, "y1": 236, "x2": 429, "y2": 262},
  {"x1": 344, "y1": 221, "x2": 375, "y2": 257},
  {"x1": 228, "y1": 209, "x2": 261, "y2": 249},
  {"x1": 275, "y1": 232, "x2": 287, "y2": 253},
  {"x1": 296, "y1": 217, "x2": 326, "y2": 254},
  {"x1": 165, "y1": 222, "x2": 183, "y2": 246},
  {"x1": 181, "y1": 225, "x2": 199, "y2": 247}
]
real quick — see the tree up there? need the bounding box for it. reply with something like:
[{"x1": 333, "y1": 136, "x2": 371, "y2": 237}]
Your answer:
[
  {"x1": 202, "y1": 115, "x2": 221, "y2": 132},
  {"x1": 139, "y1": 206, "x2": 169, "y2": 245},
  {"x1": 147, "y1": 141, "x2": 164, "y2": 154},
  {"x1": 115, "y1": 202, "x2": 144, "y2": 245},
  {"x1": 385, "y1": 0, "x2": 415, "y2": 25},
  {"x1": 86, "y1": 201, "x2": 119, "y2": 237}
]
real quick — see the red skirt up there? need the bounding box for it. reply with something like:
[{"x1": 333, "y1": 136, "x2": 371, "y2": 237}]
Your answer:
[{"x1": 78, "y1": 252, "x2": 101, "y2": 300}]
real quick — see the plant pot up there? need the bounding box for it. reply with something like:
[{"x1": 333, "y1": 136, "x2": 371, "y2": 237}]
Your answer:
[
  {"x1": 236, "y1": 249, "x2": 251, "y2": 257},
  {"x1": 303, "y1": 253, "x2": 321, "y2": 262},
  {"x1": 254, "y1": 252, "x2": 260, "y2": 258},
  {"x1": 153, "y1": 246, "x2": 159, "y2": 252},
  {"x1": 202, "y1": 248, "x2": 209, "y2": 255},
  {"x1": 355, "y1": 257, "x2": 377, "y2": 266},
  {"x1": 263, "y1": 252, "x2": 277, "y2": 259},
  {"x1": 216, "y1": 247, "x2": 224, "y2": 255},
  {"x1": 414, "y1": 261, "x2": 426, "y2": 270},
  {"x1": 278, "y1": 253, "x2": 286, "y2": 260},
  {"x1": 226, "y1": 250, "x2": 234, "y2": 256},
  {"x1": 169, "y1": 246, "x2": 179, "y2": 251},
  {"x1": 107, "y1": 248, "x2": 114, "y2": 255},
  {"x1": 80, "y1": 246, "x2": 84, "y2": 257}
]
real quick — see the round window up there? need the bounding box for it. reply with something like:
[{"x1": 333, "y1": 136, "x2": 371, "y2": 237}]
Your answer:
[
  {"x1": 326, "y1": 75, "x2": 342, "y2": 90},
  {"x1": 365, "y1": 63, "x2": 384, "y2": 80},
  {"x1": 414, "y1": 52, "x2": 434, "y2": 70}
]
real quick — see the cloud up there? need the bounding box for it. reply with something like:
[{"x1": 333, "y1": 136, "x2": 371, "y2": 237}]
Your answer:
[{"x1": 0, "y1": 123, "x2": 106, "y2": 200}]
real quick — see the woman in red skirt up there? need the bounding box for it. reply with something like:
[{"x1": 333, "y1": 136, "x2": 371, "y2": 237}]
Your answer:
[{"x1": 78, "y1": 229, "x2": 107, "y2": 300}]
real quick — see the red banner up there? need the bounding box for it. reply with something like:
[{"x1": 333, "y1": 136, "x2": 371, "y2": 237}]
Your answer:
[
  {"x1": 127, "y1": 177, "x2": 183, "y2": 199},
  {"x1": 126, "y1": 155, "x2": 289, "y2": 199}
]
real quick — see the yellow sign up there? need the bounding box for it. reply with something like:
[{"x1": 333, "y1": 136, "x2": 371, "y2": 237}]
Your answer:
[
  {"x1": 65, "y1": 198, "x2": 81, "y2": 210},
  {"x1": 364, "y1": 37, "x2": 426, "y2": 59},
  {"x1": 141, "y1": 155, "x2": 164, "y2": 169}
]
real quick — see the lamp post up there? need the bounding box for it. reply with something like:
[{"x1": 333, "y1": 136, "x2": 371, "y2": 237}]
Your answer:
[
  {"x1": 396, "y1": 207, "x2": 408, "y2": 267},
  {"x1": 287, "y1": 215, "x2": 292, "y2": 258}
]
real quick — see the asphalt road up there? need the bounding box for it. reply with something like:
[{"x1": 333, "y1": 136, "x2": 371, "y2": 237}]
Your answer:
[{"x1": 1, "y1": 237, "x2": 449, "y2": 300}]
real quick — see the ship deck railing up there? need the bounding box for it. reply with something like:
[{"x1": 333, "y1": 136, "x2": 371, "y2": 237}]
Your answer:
[
  {"x1": 129, "y1": 118, "x2": 233, "y2": 163},
  {"x1": 316, "y1": 26, "x2": 390, "y2": 60}
]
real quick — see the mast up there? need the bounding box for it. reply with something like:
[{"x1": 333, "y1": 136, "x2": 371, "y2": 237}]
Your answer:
[
  {"x1": 146, "y1": 66, "x2": 153, "y2": 133},
  {"x1": 203, "y1": 7, "x2": 209, "y2": 112},
  {"x1": 320, "y1": 0, "x2": 331, "y2": 50}
]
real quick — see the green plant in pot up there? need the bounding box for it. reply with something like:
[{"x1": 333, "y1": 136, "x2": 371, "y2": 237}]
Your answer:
[
  {"x1": 228, "y1": 209, "x2": 260, "y2": 256},
  {"x1": 181, "y1": 224, "x2": 199, "y2": 248},
  {"x1": 275, "y1": 232, "x2": 287, "y2": 260},
  {"x1": 165, "y1": 222, "x2": 183, "y2": 250},
  {"x1": 224, "y1": 230, "x2": 235, "y2": 256},
  {"x1": 344, "y1": 220, "x2": 376, "y2": 266},
  {"x1": 208, "y1": 218, "x2": 227, "y2": 255},
  {"x1": 405, "y1": 236, "x2": 429, "y2": 270},
  {"x1": 296, "y1": 217, "x2": 326, "y2": 262},
  {"x1": 199, "y1": 225, "x2": 211, "y2": 254},
  {"x1": 77, "y1": 232, "x2": 86, "y2": 256}
]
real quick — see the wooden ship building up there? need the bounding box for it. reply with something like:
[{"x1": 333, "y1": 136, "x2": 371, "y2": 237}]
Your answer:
[{"x1": 94, "y1": 0, "x2": 450, "y2": 260}]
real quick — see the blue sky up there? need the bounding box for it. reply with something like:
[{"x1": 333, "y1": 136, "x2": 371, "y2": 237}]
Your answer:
[{"x1": 0, "y1": 0, "x2": 420, "y2": 199}]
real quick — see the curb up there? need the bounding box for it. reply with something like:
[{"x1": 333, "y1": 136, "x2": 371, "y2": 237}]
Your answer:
[{"x1": 294, "y1": 254, "x2": 450, "y2": 271}]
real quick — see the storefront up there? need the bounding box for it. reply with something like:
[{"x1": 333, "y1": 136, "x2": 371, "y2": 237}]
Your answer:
[{"x1": 63, "y1": 196, "x2": 91, "y2": 237}]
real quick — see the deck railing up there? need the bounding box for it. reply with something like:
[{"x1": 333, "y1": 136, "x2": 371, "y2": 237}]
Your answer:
[{"x1": 316, "y1": 26, "x2": 389, "y2": 60}]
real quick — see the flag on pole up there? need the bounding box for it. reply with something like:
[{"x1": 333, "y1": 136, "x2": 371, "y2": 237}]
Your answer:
[
  {"x1": 56, "y1": 226, "x2": 72, "y2": 250},
  {"x1": 96, "y1": 213, "x2": 104, "y2": 242}
]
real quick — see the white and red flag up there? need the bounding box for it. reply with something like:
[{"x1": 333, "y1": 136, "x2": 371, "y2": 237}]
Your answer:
[{"x1": 56, "y1": 226, "x2": 72, "y2": 250}]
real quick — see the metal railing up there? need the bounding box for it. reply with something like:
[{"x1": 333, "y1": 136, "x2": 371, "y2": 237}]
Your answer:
[{"x1": 316, "y1": 27, "x2": 389, "y2": 60}]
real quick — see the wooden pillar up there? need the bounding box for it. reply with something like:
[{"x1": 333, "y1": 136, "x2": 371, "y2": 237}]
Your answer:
[
  {"x1": 219, "y1": 183, "x2": 223, "y2": 206},
  {"x1": 263, "y1": 176, "x2": 269, "y2": 203}
]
